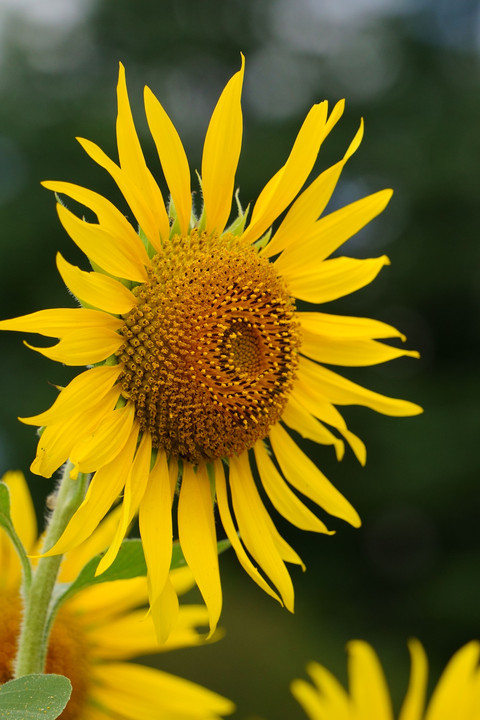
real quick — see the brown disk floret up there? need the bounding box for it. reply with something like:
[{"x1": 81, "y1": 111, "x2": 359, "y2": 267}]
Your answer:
[{"x1": 117, "y1": 230, "x2": 300, "y2": 464}]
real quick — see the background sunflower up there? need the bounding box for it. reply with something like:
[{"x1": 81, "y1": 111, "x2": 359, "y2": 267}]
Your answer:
[{"x1": 0, "y1": 1, "x2": 478, "y2": 718}]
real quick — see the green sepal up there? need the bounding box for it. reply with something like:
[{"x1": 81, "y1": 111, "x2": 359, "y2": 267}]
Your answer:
[
  {"x1": 138, "y1": 225, "x2": 158, "y2": 259},
  {"x1": 254, "y1": 227, "x2": 272, "y2": 251},
  {"x1": 0, "y1": 482, "x2": 32, "y2": 591},
  {"x1": 225, "y1": 189, "x2": 250, "y2": 236},
  {"x1": 195, "y1": 171, "x2": 207, "y2": 232},
  {"x1": 167, "y1": 197, "x2": 181, "y2": 237},
  {"x1": 0, "y1": 674, "x2": 72, "y2": 720}
]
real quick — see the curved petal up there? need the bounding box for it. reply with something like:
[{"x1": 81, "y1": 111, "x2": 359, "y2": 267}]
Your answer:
[
  {"x1": 202, "y1": 55, "x2": 245, "y2": 234},
  {"x1": 144, "y1": 86, "x2": 192, "y2": 235},
  {"x1": 262, "y1": 120, "x2": 364, "y2": 259},
  {"x1": 254, "y1": 440, "x2": 333, "y2": 534},
  {"x1": 298, "y1": 356, "x2": 424, "y2": 417},
  {"x1": 214, "y1": 459, "x2": 281, "y2": 604},
  {"x1": 283, "y1": 255, "x2": 391, "y2": 304},
  {"x1": 56, "y1": 253, "x2": 137, "y2": 315},
  {"x1": 95, "y1": 431, "x2": 152, "y2": 575},
  {"x1": 139, "y1": 449, "x2": 176, "y2": 641},
  {"x1": 115, "y1": 63, "x2": 170, "y2": 247},
  {"x1": 229, "y1": 451, "x2": 295, "y2": 612},
  {"x1": 242, "y1": 99, "x2": 344, "y2": 245},
  {"x1": 42, "y1": 424, "x2": 139, "y2": 556},
  {"x1": 307, "y1": 661, "x2": 353, "y2": 715},
  {"x1": 275, "y1": 189, "x2": 393, "y2": 274},
  {"x1": 55, "y1": 203, "x2": 148, "y2": 283},
  {"x1": 425, "y1": 642, "x2": 480, "y2": 720},
  {"x1": 70, "y1": 403, "x2": 136, "y2": 478},
  {"x1": 42, "y1": 182, "x2": 150, "y2": 281},
  {"x1": 290, "y1": 380, "x2": 367, "y2": 465},
  {"x1": 269, "y1": 423, "x2": 360, "y2": 527},
  {"x1": 20, "y1": 364, "x2": 123, "y2": 427},
  {"x1": 30, "y1": 387, "x2": 119, "y2": 478},
  {"x1": 281, "y1": 395, "x2": 345, "y2": 461},
  {"x1": 25, "y1": 328, "x2": 123, "y2": 366},
  {"x1": 177, "y1": 463, "x2": 222, "y2": 636},
  {"x1": 92, "y1": 663, "x2": 234, "y2": 720},
  {"x1": 297, "y1": 311, "x2": 408, "y2": 342},
  {"x1": 300, "y1": 332, "x2": 419, "y2": 367},
  {"x1": 347, "y1": 641, "x2": 394, "y2": 720},
  {"x1": 2, "y1": 471, "x2": 37, "y2": 554},
  {"x1": 0, "y1": 308, "x2": 122, "y2": 338},
  {"x1": 399, "y1": 639, "x2": 428, "y2": 720}
]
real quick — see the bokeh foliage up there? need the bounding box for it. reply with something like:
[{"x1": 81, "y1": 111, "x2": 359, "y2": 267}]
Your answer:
[{"x1": 0, "y1": 1, "x2": 479, "y2": 717}]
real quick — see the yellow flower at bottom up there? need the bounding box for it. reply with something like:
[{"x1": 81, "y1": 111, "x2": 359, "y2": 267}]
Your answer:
[
  {"x1": 0, "y1": 471, "x2": 234, "y2": 720},
  {"x1": 291, "y1": 640, "x2": 480, "y2": 720},
  {"x1": 0, "y1": 57, "x2": 422, "y2": 639}
]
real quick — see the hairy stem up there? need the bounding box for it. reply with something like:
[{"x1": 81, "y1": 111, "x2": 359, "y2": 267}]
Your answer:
[{"x1": 14, "y1": 462, "x2": 89, "y2": 677}]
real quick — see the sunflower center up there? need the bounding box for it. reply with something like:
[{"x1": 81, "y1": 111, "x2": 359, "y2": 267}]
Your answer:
[
  {"x1": 0, "y1": 592, "x2": 90, "y2": 719},
  {"x1": 117, "y1": 230, "x2": 300, "y2": 464}
]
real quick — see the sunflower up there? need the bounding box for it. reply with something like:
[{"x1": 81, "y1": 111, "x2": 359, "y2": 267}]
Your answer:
[
  {"x1": 0, "y1": 57, "x2": 421, "y2": 638},
  {"x1": 291, "y1": 640, "x2": 480, "y2": 720},
  {"x1": 0, "y1": 471, "x2": 234, "y2": 720}
]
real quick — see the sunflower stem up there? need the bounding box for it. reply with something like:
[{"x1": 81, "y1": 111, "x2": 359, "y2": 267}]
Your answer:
[{"x1": 14, "y1": 462, "x2": 89, "y2": 678}]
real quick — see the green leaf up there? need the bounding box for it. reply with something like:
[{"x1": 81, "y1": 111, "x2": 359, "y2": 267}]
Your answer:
[{"x1": 0, "y1": 674, "x2": 72, "y2": 720}]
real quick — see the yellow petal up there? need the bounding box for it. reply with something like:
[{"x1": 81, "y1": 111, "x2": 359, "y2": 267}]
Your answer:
[
  {"x1": 307, "y1": 661, "x2": 353, "y2": 714},
  {"x1": 25, "y1": 327, "x2": 123, "y2": 366},
  {"x1": 269, "y1": 423, "x2": 360, "y2": 527},
  {"x1": 60, "y1": 504, "x2": 123, "y2": 583},
  {"x1": 177, "y1": 463, "x2": 222, "y2": 636},
  {"x1": 2, "y1": 471, "x2": 37, "y2": 554},
  {"x1": 42, "y1": 181, "x2": 151, "y2": 279},
  {"x1": 202, "y1": 55, "x2": 245, "y2": 235},
  {"x1": 55, "y1": 203, "x2": 148, "y2": 283},
  {"x1": 0, "y1": 307, "x2": 122, "y2": 337},
  {"x1": 298, "y1": 311, "x2": 408, "y2": 341},
  {"x1": 290, "y1": 678, "x2": 327, "y2": 720},
  {"x1": 96, "y1": 431, "x2": 152, "y2": 575},
  {"x1": 242, "y1": 99, "x2": 344, "y2": 245},
  {"x1": 30, "y1": 387, "x2": 119, "y2": 478},
  {"x1": 214, "y1": 459, "x2": 281, "y2": 604},
  {"x1": 56, "y1": 253, "x2": 137, "y2": 315},
  {"x1": 68, "y1": 575, "x2": 147, "y2": 621},
  {"x1": 149, "y1": 579, "x2": 180, "y2": 647},
  {"x1": 425, "y1": 642, "x2": 480, "y2": 720},
  {"x1": 229, "y1": 451, "x2": 295, "y2": 611},
  {"x1": 300, "y1": 332, "x2": 420, "y2": 367},
  {"x1": 114, "y1": 62, "x2": 170, "y2": 247},
  {"x1": 298, "y1": 356, "x2": 423, "y2": 417},
  {"x1": 138, "y1": 449, "x2": 176, "y2": 641},
  {"x1": 284, "y1": 255, "x2": 391, "y2": 304},
  {"x1": 20, "y1": 364, "x2": 122, "y2": 427},
  {"x1": 262, "y1": 120, "x2": 364, "y2": 259},
  {"x1": 399, "y1": 639, "x2": 428, "y2": 720},
  {"x1": 70, "y1": 403, "x2": 136, "y2": 477},
  {"x1": 92, "y1": 663, "x2": 235, "y2": 720},
  {"x1": 275, "y1": 189, "x2": 393, "y2": 274},
  {"x1": 144, "y1": 86, "x2": 192, "y2": 235},
  {"x1": 281, "y1": 395, "x2": 345, "y2": 460},
  {"x1": 290, "y1": 379, "x2": 367, "y2": 465},
  {"x1": 347, "y1": 641, "x2": 394, "y2": 720},
  {"x1": 42, "y1": 424, "x2": 139, "y2": 556},
  {"x1": 254, "y1": 440, "x2": 333, "y2": 534}
]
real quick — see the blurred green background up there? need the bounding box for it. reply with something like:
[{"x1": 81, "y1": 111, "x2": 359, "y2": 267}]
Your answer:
[{"x1": 0, "y1": 0, "x2": 479, "y2": 717}]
